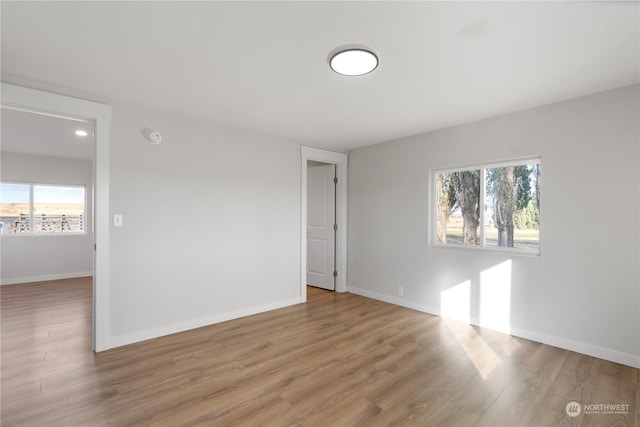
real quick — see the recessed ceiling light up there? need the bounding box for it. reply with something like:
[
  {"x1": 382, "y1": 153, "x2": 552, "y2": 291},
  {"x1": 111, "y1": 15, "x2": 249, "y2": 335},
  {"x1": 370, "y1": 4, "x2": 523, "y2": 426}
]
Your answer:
[
  {"x1": 75, "y1": 130, "x2": 88, "y2": 137},
  {"x1": 330, "y1": 48, "x2": 378, "y2": 76}
]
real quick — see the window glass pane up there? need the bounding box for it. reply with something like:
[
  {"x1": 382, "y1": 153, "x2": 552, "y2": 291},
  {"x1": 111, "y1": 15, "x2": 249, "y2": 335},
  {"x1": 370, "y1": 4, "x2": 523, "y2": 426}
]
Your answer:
[
  {"x1": 33, "y1": 185, "x2": 85, "y2": 233},
  {"x1": 485, "y1": 163, "x2": 540, "y2": 250},
  {"x1": 0, "y1": 183, "x2": 31, "y2": 234},
  {"x1": 436, "y1": 170, "x2": 481, "y2": 245}
]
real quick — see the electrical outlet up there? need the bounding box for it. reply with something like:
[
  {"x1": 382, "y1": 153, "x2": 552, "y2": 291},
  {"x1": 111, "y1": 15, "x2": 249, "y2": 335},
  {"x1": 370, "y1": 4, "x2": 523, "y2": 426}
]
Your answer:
[
  {"x1": 397, "y1": 286, "x2": 404, "y2": 297},
  {"x1": 113, "y1": 214, "x2": 123, "y2": 227}
]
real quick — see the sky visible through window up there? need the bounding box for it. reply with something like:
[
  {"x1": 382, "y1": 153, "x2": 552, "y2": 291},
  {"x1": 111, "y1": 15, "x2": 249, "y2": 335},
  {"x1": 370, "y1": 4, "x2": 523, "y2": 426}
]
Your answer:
[
  {"x1": 435, "y1": 160, "x2": 540, "y2": 253},
  {"x1": 1, "y1": 183, "x2": 84, "y2": 204},
  {"x1": 1, "y1": 182, "x2": 86, "y2": 234},
  {"x1": 0, "y1": 183, "x2": 29, "y2": 203},
  {"x1": 34, "y1": 185, "x2": 84, "y2": 204}
]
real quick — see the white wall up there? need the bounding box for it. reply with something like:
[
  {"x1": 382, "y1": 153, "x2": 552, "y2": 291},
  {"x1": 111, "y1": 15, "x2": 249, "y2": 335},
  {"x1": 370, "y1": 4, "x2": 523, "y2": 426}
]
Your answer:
[
  {"x1": 347, "y1": 85, "x2": 640, "y2": 367},
  {"x1": 107, "y1": 102, "x2": 301, "y2": 347},
  {"x1": 1, "y1": 152, "x2": 94, "y2": 284}
]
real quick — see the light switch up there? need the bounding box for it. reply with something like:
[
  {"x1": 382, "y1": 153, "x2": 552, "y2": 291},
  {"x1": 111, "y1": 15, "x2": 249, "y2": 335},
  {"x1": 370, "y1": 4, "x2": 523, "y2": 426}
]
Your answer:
[{"x1": 113, "y1": 214, "x2": 123, "y2": 227}]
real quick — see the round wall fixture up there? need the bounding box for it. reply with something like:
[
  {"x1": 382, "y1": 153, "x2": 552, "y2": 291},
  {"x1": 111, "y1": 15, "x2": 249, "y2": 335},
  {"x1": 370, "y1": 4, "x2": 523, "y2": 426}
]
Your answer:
[
  {"x1": 329, "y1": 47, "x2": 378, "y2": 76},
  {"x1": 144, "y1": 129, "x2": 162, "y2": 144}
]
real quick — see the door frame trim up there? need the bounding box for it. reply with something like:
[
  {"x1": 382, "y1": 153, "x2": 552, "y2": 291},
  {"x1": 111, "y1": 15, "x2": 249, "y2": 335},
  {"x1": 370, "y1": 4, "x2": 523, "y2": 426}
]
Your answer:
[
  {"x1": 301, "y1": 146, "x2": 348, "y2": 301},
  {"x1": 1, "y1": 82, "x2": 112, "y2": 351}
]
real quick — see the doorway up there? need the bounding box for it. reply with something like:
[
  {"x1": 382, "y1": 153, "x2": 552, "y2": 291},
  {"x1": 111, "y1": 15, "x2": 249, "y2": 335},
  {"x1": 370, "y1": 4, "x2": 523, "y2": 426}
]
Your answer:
[
  {"x1": 307, "y1": 161, "x2": 336, "y2": 291},
  {"x1": 300, "y1": 146, "x2": 348, "y2": 302},
  {"x1": 0, "y1": 108, "x2": 95, "y2": 284},
  {"x1": 1, "y1": 83, "x2": 112, "y2": 351}
]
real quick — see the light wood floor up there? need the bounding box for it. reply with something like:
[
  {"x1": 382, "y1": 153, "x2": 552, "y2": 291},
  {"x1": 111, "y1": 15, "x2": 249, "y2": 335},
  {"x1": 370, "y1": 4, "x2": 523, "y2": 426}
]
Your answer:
[{"x1": 1, "y1": 278, "x2": 638, "y2": 426}]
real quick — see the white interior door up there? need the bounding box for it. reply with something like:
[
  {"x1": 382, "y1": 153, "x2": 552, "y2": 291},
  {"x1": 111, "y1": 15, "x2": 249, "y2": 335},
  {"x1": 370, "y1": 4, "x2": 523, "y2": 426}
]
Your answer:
[{"x1": 307, "y1": 164, "x2": 336, "y2": 290}]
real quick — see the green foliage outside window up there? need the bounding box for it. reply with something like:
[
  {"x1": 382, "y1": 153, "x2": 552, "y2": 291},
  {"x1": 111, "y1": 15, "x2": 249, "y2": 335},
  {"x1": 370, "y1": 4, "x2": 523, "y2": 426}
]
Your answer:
[{"x1": 435, "y1": 160, "x2": 540, "y2": 253}]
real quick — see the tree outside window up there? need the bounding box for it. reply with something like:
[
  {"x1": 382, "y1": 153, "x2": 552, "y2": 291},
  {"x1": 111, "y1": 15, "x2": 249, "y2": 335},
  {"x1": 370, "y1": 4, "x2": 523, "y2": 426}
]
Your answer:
[{"x1": 435, "y1": 159, "x2": 540, "y2": 254}]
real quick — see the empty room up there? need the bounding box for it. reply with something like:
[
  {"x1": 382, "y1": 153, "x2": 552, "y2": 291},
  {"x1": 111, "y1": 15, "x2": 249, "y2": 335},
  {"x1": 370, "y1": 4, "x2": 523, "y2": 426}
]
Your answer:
[{"x1": 1, "y1": 2, "x2": 638, "y2": 426}]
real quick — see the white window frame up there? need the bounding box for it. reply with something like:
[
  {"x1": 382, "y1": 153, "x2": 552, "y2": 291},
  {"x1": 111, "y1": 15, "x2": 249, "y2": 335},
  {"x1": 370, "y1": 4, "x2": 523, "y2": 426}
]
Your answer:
[
  {"x1": 431, "y1": 157, "x2": 541, "y2": 256},
  {"x1": 0, "y1": 181, "x2": 88, "y2": 236}
]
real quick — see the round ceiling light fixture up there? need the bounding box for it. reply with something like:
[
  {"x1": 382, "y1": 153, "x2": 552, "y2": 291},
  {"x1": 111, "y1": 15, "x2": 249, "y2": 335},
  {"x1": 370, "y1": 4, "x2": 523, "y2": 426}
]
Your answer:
[
  {"x1": 329, "y1": 47, "x2": 378, "y2": 76},
  {"x1": 75, "y1": 130, "x2": 88, "y2": 137}
]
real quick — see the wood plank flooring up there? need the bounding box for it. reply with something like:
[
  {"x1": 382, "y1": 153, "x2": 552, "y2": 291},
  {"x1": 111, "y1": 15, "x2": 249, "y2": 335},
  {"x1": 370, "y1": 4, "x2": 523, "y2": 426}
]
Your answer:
[{"x1": 1, "y1": 278, "x2": 638, "y2": 426}]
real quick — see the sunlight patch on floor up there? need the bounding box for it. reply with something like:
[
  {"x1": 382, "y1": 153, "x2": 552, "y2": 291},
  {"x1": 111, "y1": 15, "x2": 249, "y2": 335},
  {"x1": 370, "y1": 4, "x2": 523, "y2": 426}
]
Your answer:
[
  {"x1": 439, "y1": 259, "x2": 515, "y2": 379},
  {"x1": 444, "y1": 319, "x2": 503, "y2": 380}
]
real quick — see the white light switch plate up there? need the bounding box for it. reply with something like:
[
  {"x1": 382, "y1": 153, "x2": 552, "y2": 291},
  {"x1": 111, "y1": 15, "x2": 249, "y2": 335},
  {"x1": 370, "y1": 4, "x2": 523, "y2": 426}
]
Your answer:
[{"x1": 113, "y1": 214, "x2": 123, "y2": 227}]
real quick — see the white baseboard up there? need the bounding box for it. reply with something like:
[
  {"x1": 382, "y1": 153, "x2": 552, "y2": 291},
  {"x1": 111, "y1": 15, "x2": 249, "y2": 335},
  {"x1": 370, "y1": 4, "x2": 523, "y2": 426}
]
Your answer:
[
  {"x1": 347, "y1": 286, "x2": 640, "y2": 369},
  {"x1": 507, "y1": 326, "x2": 640, "y2": 369},
  {"x1": 1, "y1": 271, "x2": 93, "y2": 285},
  {"x1": 108, "y1": 296, "x2": 302, "y2": 350},
  {"x1": 347, "y1": 286, "x2": 441, "y2": 315}
]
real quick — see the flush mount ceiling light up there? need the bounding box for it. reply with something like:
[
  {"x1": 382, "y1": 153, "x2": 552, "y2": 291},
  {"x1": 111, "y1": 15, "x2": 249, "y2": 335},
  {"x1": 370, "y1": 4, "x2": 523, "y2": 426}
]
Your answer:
[
  {"x1": 329, "y1": 47, "x2": 378, "y2": 76},
  {"x1": 75, "y1": 130, "x2": 88, "y2": 137}
]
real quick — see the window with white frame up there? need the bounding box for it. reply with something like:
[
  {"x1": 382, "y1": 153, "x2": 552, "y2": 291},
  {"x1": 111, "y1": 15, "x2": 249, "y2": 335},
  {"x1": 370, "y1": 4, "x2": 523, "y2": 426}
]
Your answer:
[
  {"x1": 434, "y1": 159, "x2": 540, "y2": 254},
  {"x1": 0, "y1": 182, "x2": 86, "y2": 234}
]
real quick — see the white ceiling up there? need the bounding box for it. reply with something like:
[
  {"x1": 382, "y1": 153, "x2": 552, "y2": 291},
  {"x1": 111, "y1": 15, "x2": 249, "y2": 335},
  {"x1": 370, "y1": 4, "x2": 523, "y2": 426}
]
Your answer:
[
  {"x1": 1, "y1": 107, "x2": 94, "y2": 160},
  {"x1": 1, "y1": 1, "x2": 638, "y2": 152}
]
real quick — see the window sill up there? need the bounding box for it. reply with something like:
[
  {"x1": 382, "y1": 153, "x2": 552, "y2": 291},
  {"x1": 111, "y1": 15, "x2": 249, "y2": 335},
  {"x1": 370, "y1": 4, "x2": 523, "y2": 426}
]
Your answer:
[
  {"x1": 1, "y1": 232, "x2": 89, "y2": 237},
  {"x1": 432, "y1": 242, "x2": 540, "y2": 257}
]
